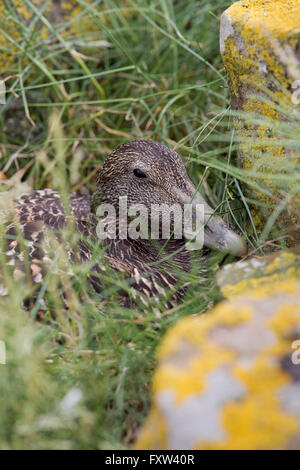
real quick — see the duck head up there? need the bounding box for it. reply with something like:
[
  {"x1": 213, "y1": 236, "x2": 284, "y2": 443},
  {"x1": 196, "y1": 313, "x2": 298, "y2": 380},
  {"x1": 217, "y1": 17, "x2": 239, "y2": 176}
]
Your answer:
[{"x1": 92, "y1": 140, "x2": 246, "y2": 257}]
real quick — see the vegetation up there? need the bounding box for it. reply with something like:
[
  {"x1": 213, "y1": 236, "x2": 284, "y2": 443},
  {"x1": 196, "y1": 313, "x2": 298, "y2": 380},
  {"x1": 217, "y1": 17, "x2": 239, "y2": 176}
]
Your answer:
[{"x1": 0, "y1": 0, "x2": 298, "y2": 449}]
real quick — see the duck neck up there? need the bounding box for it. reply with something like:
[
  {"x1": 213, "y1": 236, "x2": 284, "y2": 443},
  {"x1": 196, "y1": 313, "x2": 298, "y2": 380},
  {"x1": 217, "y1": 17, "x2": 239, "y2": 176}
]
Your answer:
[{"x1": 91, "y1": 192, "x2": 191, "y2": 274}]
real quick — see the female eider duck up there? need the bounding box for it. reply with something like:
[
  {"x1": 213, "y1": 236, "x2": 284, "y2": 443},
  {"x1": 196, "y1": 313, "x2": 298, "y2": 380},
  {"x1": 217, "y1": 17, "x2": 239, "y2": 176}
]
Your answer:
[{"x1": 2, "y1": 140, "x2": 246, "y2": 309}]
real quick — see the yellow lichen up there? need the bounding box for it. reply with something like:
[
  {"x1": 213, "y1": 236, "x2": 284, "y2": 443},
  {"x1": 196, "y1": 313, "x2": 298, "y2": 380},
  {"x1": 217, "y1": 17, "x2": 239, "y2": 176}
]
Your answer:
[
  {"x1": 157, "y1": 306, "x2": 253, "y2": 360},
  {"x1": 269, "y1": 303, "x2": 300, "y2": 338},
  {"x1": 136, "y1": 407, "x2": 168, "y2": 450},
  {"x1": 221, "y1": 0, "x2": 300, "y2": 233},
  {"x1": 265, "y1": 251, "x2": 298, "y2": 273},
  {"x1": 218, "y1": 395, "x2": 299, "y2": 450},
  {"x1": 228, "y1": 0, "x2": 300, "y2": 39},
  {"x1": 217, "y1": 251, "x2": 300, "y2": 298},
  {"x1": 221, "y1": 273, "x2": 300, "y2": 298},
  {"x1": 153, "y1": 344, "x2": 235, "y2": 403}
]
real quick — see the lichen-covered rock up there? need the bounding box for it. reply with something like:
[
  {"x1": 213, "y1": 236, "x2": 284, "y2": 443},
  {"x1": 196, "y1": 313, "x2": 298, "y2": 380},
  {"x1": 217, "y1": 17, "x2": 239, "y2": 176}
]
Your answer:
[
  {"x1": 217, "y1": 250, "x2": 300, "y2": 298},
  {"x1": 220, "y1": 0, "x2": 300, "y2": 240},
  {"x1": 135, "y1": 278, "x2": 300, "y2": 449}
]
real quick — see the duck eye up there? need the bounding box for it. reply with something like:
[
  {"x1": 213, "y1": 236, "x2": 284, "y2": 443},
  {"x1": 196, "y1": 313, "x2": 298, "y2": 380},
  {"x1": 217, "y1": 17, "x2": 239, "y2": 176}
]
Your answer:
[{"x1": 133, "y1": 168, "x2": 147, "y2": 179}]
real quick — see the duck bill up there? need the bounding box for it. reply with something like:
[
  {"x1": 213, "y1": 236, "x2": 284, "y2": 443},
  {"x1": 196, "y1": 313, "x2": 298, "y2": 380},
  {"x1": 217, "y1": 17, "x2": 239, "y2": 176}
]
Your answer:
[
  {"x1": 202, "y1": 208, "x2": 247, "y2": 256},
  {"x1": 176, "y1": 185, "x2": 247, "y2": 257}
]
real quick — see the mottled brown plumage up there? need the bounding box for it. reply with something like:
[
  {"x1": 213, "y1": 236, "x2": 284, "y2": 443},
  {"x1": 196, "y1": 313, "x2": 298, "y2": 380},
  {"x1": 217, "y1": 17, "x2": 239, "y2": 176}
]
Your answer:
[{"x1": 1, "y1": 140, "x2": 246, "y2": 310}]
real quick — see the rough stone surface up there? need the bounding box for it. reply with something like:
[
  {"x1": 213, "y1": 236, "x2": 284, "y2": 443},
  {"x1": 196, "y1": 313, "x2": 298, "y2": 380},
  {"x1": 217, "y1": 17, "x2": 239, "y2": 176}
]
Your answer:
[
  {"x1": 0, "y1": 0, "x2": 101, "y2": 72},
  {"x1": 220, "y1": 0, "x2": 300, "y2": 241},
  {"x1": 135, "y1": 276, "x2": 300, "y2": 449},
  {"x1": 216, "y1": 250, "x2": 300, "y2": 298}
]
